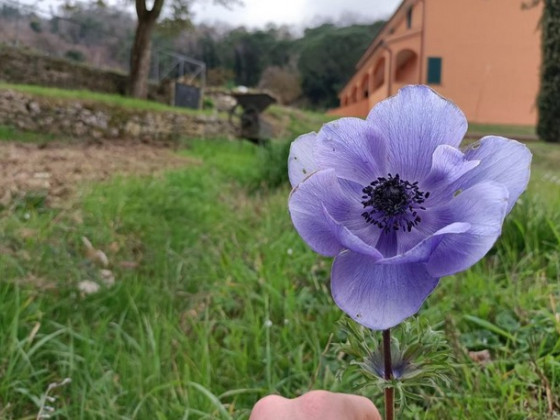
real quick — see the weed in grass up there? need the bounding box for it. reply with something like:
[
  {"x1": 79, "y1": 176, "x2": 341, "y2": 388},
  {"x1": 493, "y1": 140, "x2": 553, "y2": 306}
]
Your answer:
[
  {"x1": 36, "y1": 377, "x2": 72, "y2": 419},
  {"x1": 0, "y1": 125, "x2": 63, "y2": 144},
  {"x1": 249, "y1": 141, "x2": 292, "y2": 191}
]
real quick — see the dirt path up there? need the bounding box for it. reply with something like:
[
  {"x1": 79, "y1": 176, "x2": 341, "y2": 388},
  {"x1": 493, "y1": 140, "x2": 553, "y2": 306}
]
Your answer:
[{"x1": 0, "y1": 140, "x2": 199, "y2": 207}]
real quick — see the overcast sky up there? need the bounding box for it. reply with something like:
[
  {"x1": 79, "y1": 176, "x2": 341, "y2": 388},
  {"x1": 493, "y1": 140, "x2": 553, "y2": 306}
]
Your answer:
[
  {"x1": 22, "y1": 0, "x2": 402, "y2": 30},
  {"x1": 190, "y1": 0, "x2": 402, "y2": 29}
]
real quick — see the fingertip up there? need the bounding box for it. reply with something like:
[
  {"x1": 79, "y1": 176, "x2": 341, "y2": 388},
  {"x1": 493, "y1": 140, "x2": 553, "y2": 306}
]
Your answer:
[
  {"x1": 294, "y1": 390, "x2": 334, "y2": 417},
  {"x1": 249, "y1": 395, "x2": 290, "y2": 420},
  {"x1": 295, "y1": 391, "x2": 381, "y2": 420},
  {"x1": 339, "y1": 393, "x2": 382, "y2": 420}
]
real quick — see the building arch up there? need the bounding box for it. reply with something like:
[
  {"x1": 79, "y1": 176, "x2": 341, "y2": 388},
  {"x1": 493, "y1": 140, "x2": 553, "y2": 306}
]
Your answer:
[
  {"x1": 395, "y1": 49, "x2": 418, "y2": 84},
  {"x1": 372, "y1": 57, "x2": 386, "y2": 91},
  {"x1": 350, "y1": 86, "x2": 358, "y2": 103},
  {"x1": 361, "y1": 73, "x2": 370, "y2": 98}
]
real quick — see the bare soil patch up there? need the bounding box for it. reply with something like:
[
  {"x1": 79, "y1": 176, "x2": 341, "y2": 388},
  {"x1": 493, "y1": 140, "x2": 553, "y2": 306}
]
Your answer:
[{"x1": 0, "y1": 140, "x2": 199, "y2": 207}]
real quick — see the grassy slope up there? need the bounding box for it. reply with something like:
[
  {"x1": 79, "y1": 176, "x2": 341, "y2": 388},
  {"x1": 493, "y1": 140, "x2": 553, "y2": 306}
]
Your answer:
[{"x1": 0, "y1": 82, "x2": 207, "y2": 115}]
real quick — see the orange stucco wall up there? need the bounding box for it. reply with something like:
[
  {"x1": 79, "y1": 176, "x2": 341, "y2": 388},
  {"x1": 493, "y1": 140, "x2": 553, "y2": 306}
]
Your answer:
[
  {"x1": 423, "y1": 0, "x2": 541, "y2": 125},
  {"x1": 331, "y1": 0, "x2": 542, "y2": 127}
]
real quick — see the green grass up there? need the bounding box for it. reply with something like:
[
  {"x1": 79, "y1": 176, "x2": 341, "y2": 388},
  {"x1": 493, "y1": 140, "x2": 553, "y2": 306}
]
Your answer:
[
  {"x1": 266, "y1": 105, "x2": 334, "y2": 138},
  {"x1": 0, "y1": 133, "x2": 559, "y2": 418},
  {"x1": 0, "y1": 124, "x2": 73, "y2": 144},
  {"x1": 0, "y1": 82, "x2": 209, "y2": 115},
  {"x1": 467, "y1": 123, "x2": 536, "y2": 138}
]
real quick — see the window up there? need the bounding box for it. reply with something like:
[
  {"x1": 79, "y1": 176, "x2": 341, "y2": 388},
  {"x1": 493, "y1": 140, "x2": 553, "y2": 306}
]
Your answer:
[
  {"x1": 427, "y1": 57, "x2": 442, "y2": 84},
  {"x1": 406, "y1": 7, "x2": 413, "y2": 29}
]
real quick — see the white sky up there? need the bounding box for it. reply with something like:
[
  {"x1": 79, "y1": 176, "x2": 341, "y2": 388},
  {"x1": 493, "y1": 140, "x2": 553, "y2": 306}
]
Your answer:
[
  {"x1": 191, "y1": 0, "x2": 402, "y2": 29},
  {"x1": 22, "y1": 0, "x2": 402, "y2": 30}
]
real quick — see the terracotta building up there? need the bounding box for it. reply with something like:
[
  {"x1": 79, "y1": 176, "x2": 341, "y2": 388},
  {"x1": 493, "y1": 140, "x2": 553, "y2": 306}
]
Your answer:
[{"x1": 330, "y1": 0, "x2": 542, "y2": 126}]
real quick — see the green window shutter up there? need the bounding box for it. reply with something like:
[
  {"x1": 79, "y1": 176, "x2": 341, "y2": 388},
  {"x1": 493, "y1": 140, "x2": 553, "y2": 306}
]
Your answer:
[{"x1": 427, "y1": 57, "x2": 442, "y2": 84}]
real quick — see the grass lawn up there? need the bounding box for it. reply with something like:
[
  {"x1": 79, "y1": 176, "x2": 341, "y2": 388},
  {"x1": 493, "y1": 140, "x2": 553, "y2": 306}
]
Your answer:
[
  {"x1": 0, "y1": 117, "x2": 559, "y2": 418},
  {"x1": 467, "y1": 123, "x2": 536, "y2": 138},
  {"x1": 0, "y1": 82, "x2": 208, "y2": 115},
  {"x1": 0, "y1": 125, "x2": 66, "y2": 144}
]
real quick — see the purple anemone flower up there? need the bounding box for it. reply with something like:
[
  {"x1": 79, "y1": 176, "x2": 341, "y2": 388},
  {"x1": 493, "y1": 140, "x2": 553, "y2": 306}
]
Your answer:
[{"x1": 288, "y1": 85, "x2": 531, "y2": 330}]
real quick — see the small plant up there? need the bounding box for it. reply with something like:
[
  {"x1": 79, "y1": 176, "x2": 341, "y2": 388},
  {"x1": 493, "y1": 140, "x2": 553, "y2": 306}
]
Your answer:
[
  {"x1": 202, "y1": 97, "x2": 214, "y2": 110},
  {"x1": 287, "y1": 85, "x2": 531, "y2": 418},
  {"x1": 251, "y1": 141, "x2": 291, "y2": 190},
  {"x1": 336, "y1": 318, "x2": 452, "y2": 409},
  {"x1": 36, "y1": 378, "x2": 71, "y2": 419}
]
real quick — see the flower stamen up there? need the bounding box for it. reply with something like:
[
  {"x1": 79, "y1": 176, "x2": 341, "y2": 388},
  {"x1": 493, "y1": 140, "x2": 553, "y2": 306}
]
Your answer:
[{"x1": 361, "y1": 173, "x2": 429, "y2": 233}]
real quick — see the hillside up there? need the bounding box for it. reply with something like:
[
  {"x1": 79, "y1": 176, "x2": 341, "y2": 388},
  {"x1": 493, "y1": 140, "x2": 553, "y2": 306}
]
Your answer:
[{"x1": 0, "y1": 1, "x2": 384, "y2": 109}]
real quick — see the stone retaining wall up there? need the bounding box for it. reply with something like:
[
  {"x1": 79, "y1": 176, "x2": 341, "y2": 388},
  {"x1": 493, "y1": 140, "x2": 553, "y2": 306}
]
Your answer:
[{"x1": 0, "y1": 89, "x2": 235, "y2": 141}]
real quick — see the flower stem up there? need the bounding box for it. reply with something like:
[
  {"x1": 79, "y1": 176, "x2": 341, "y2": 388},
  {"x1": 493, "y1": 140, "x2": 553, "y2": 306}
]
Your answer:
[{"x1": 383, "y1": 328, "x2": 394, "y2": 420}]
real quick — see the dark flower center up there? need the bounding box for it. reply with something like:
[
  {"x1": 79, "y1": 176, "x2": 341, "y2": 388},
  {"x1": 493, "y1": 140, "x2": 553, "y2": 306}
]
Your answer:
[{"x1": 361, "y1": 173, "x2": 429, "y2": 232}]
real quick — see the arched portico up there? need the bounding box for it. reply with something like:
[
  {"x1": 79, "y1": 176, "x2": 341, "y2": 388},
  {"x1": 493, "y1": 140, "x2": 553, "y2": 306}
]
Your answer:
[
  {"x1": 372, "y1": 57, "x2": 386, "y2": 91},
  {"x1": 395, "y1": 49, "x2": 418, "y2": 84},
  {"x1": 361, "y1": 73, "x2": 370, "y2": 98}
]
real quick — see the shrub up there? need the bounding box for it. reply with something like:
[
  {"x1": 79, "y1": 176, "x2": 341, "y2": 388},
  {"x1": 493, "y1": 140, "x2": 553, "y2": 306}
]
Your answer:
[
  {"x1": 537, "y1": 0, "x2": 560, "y2": 143},
  {"x1": 64, "y1": 49, "x2": 85, "y2": 62}
]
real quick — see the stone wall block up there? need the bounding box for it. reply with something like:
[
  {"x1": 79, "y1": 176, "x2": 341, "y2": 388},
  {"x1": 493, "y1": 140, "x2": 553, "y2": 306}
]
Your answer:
[{"x1": 0, "y1": 89, "x2": 235, "y2": 141}]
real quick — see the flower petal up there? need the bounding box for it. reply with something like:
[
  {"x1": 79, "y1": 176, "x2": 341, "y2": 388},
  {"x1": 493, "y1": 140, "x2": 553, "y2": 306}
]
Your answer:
[
  {"x1": 381, "y1": 222, "x2": 471, "y2": 264},
  {"x1": 423, "y1": 145, "x2": 480, "y2": 193},
  {"x1": 322, "y1": 204, "x2": 383, "y2": 259},
  {"x1": 290, "y1": 169, "x2": 374, "y2": 256},
  {"x1": 426, "y1": 182, "x2": 509, "y2": 277},
  {"x1": 289, "y1": 169, "x2": 343, "y2": 256},
  {"x1": 314, "y1": 117, "x2": 387, "y2": 185},
  {"x1": 457, "y1": 136, "x2": 531, "y2": 214},
  {"x1": 288, "y1": 132, "x2": 318, "y2": 187},
  {"x1": 367, "y1": 85, "x2": 468, "y2": 181},
  {"x1": 325, "y1": 178, "x2": 383, "y2": 248},
  {"x1": 331, "y1": 252, "x2": 439, "y2": 330}
]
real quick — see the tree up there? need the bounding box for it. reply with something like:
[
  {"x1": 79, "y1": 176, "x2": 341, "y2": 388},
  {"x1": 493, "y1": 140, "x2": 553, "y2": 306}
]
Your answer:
[
  {"x1": 57, "y1": 2, "x2": 135, "y2": 69},
  {"x1": 536, "y1": 0, "x2": 560, "y2": 142},
  {"x1": 128, "y1": 0, "x2": 234, "y2": 99},
  {"x1": 296, "y1": 22, "x2": 384, "y2": 109},
  {"x1": 214, "y1": 26, "x2": 293, "y2": 87},
  {"x1": 129, "y1": 0, "x2": 166, "y2": 98},
  {"x1": 258, "y1": 66, "x2": 301, "y2": 104}
]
